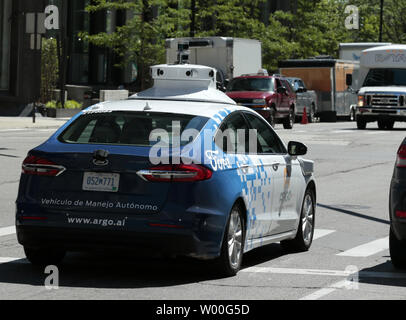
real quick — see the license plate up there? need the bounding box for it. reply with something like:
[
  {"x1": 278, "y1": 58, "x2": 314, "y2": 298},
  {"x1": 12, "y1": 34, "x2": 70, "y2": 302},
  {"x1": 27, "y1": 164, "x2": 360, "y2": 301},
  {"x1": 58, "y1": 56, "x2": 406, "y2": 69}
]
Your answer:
[{"x1": 82, "y1": 172, "x2": 120, "y2": 192}]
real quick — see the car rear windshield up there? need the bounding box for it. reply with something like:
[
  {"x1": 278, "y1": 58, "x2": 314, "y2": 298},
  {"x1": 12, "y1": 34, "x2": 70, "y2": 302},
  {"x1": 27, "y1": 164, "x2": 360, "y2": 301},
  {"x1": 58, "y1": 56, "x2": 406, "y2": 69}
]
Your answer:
[
  {"x1": 227, "y1": 78, "x2": 274, "y2": 92},
  {"x1": 363, "y1": 68, "x2": 406, "y2": 87},
  {"x1": 58, "y1": 111, "x2": 209, "y2": 146}
]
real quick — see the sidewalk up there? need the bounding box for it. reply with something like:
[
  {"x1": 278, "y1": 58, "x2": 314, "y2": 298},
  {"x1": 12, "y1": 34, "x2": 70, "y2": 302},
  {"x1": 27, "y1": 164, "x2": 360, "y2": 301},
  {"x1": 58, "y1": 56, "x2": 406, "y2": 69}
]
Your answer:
[{"x1": 0, "y1": 117, "x2": 70, "y2": 130}]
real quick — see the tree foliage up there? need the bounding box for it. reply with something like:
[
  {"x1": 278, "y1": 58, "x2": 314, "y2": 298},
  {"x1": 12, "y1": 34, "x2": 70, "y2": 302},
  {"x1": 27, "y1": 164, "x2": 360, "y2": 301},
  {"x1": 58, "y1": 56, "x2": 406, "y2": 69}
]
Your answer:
[{"x1": 82, "y1": 0, "x2": 406, "y2": 88}]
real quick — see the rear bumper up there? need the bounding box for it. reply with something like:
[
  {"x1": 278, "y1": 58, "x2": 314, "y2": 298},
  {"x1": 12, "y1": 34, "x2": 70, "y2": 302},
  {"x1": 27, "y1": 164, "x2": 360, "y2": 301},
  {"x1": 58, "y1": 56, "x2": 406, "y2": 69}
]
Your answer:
[
  {"x1": 390, "y1": 179, "x2": 406, "y2": 241},
  {"x1": 16, "y1": 225, "x2": 218, "y2": 258},
  {"x1": 15, "y1": 205, "x2": 226, "y2": 260}
]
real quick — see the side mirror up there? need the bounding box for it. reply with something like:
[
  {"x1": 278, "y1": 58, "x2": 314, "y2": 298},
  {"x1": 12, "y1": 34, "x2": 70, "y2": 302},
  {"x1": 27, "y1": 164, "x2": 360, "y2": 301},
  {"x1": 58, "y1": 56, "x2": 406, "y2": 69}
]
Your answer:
[
  {"x1": 277, "y1": 87, "x2": 287, "y2": 94},
  {"x1": 346, "y1": 74, "x2": 353, "y2": 86},
  {"x1": 288, "y1": 141, "x2": 307, "y2": 156}
]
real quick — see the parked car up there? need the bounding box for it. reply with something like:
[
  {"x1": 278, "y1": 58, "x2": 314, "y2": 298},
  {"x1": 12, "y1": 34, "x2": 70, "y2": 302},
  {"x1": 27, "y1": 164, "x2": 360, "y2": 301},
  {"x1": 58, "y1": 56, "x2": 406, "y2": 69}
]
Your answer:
[
  {"x1": 226, "y1": 74, "x2": 297, "y2": 129},
  {"x1": 16, "y1": 64, "x2": 316, "y2": 276},
  {"x1": 389, "y1": 138, "x2": 406, "y2": 268},
  {"x1": 286, "y1": 77, "x2": 317, "y2": 123}
]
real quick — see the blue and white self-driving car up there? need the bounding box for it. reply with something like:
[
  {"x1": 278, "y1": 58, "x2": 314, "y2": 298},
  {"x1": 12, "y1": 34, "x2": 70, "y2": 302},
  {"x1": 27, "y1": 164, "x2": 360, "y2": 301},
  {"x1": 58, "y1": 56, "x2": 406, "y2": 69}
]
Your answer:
[{"x1": 16, "y1": 64, "x2": 316, "y2": 276}]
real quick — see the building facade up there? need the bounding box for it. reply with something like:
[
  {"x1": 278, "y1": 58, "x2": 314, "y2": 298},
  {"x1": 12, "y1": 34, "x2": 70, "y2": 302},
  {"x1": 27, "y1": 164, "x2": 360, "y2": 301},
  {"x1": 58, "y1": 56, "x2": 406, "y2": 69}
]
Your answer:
[{"x1": 0, "y1": 0, "x2": 297, "y2": 116}]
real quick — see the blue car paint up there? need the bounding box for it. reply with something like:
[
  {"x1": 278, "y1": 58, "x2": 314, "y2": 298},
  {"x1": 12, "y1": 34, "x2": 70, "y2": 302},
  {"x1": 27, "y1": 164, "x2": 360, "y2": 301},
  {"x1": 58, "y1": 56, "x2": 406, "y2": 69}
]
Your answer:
[{"x1": 16, "y1": 105, "x2": 306, "y2": 258}]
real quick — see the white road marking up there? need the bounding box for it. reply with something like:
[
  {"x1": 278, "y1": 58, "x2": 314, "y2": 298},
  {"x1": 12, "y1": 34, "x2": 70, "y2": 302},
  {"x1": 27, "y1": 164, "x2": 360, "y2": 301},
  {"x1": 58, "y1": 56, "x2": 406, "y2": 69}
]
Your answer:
[
  {"x1": 242, "y1": 266, "x2": 350, "y2": 277},
  {"x1": 300, "y1": 279, "x2": 352, "y2": 300},
  {"x1": 313, "y1": 229, "x2": 335, "y2": 240},
  {"x1": 0, "y1": 257, "x2": 26, "y2": 264},
  {"x1": 337, "y1": 236, "x2": 389, "y2": 257},
  {"x1": 0, "y1": 226, "x2": 16, "y2": 237}
]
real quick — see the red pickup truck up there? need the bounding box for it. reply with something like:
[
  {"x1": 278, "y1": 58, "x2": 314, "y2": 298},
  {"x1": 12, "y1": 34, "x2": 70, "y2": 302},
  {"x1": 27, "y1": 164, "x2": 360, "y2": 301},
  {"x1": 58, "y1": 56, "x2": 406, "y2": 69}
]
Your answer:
[{"x1": 226, "y1": 74, "x2": 297, "y2": 129}]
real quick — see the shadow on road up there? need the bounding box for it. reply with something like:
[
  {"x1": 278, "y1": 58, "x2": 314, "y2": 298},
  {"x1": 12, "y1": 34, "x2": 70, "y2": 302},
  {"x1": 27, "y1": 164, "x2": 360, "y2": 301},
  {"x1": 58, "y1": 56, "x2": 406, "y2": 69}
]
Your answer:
[
  {"x1": 357, "y1": 259, "x2": 406, "y2": 288},
  {"x1": 0, "y1": 245, "x2": 286, "y2": 289}
]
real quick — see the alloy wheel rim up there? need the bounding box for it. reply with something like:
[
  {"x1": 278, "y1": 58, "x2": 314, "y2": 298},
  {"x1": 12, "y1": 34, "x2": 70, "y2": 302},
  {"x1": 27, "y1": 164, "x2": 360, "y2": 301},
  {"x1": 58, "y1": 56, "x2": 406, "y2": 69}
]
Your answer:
[
  {"x1": 227, "y1": 211, "x2": 243, "y2": 269},
  {"x1": 301, "y1": 194, "x2": 314, "y2": 245}
]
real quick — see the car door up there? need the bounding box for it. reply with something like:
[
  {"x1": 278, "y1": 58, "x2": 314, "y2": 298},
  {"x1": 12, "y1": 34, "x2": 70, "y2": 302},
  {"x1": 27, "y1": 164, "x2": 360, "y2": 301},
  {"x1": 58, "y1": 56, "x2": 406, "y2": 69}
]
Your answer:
[
  {"x1": 216, "y1": 111, "x2": 276, "y2": 239},
  {"x1": 243, "y1": 111, "x2": 301, "y2": 236},
  {"x1": 275, "y1": 78, "x2": 289, "y2": 115},
  {"x1": 298, "y1": 79, "x2": 311, "y2": 111}
]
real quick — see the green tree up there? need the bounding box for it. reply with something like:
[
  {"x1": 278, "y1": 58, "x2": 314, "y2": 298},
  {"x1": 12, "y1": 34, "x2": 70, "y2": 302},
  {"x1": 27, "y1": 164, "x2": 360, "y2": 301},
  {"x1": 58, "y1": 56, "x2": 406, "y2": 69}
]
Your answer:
[{"x1": 41, "y1": 38, "x2": 59, "y2": 104}]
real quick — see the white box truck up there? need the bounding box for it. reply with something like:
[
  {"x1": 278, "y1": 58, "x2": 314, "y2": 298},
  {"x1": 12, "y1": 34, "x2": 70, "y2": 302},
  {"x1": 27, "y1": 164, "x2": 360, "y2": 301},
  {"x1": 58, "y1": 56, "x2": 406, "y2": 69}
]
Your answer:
[
  {"x1": 349, "y1": 44, "x2": 406, "y2": 129},
  {"x1": 165, "y1": 37, "x2": 262, "y2": 87}
]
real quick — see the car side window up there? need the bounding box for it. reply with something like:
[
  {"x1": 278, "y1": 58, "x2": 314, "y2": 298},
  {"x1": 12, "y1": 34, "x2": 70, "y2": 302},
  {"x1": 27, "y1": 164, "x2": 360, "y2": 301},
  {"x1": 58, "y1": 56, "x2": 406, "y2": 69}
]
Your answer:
[
  {"x1": 275, "y1": 78, "x2": 283, "y2": 89},
  {"x1": 215, "y1": 112, "x2": 250, "y2": 154},
  {"x1": 243, "y1": 112, "x2": 286, "y2": 154},
  {"x1": 282, "y1": 79, "x2": 292, "y2": 94}
]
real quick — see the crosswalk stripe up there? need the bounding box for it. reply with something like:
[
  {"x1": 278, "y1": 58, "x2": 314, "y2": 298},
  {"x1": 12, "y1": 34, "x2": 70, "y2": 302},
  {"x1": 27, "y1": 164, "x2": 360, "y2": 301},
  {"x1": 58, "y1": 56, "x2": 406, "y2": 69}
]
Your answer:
[
  {"x1": 0, "y1": 226, "x2": 16, "y2": 237},
  {"x1": 337, "y1": 236, "x2": 389, "y2": 257},
  {"x1": 313, "y1": 229, "x2": 335, "y2": 240}
]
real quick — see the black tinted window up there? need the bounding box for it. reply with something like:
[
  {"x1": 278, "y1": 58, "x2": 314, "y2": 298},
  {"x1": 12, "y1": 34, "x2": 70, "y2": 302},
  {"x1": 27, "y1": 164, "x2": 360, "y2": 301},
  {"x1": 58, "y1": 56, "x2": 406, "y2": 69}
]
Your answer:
[
  {"x1": 364, "y1": 68, "x2": 406, "y2": 87},
  {"x1": 227, "y1": 78, "x2": 274, "y2": 92},
  {"x1": 59, "y1": 111, "x2": 209, "y2": 146},
  {"x1": 244, "y1": 112, "x2": 286, "y2": 154},
  {"x1": 215, "y1": 112, "x2": 250, "y2": 153}
]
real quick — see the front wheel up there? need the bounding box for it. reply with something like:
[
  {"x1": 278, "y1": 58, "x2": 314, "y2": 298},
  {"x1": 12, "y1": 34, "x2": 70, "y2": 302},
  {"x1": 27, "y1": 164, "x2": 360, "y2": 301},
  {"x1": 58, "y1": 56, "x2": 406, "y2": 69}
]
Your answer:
[
  {"x1": 268, "y1": 107, "x2": 276, "y2": 128},
  {"x1": 283, "y1": 107, "x2": 295, "y2": 129},
  {"x1": 215, "y1": 204, "x2": 245, "y2": 277},
  {"x1": 281, "y1": 189, "x2": 315, "y2": 252},
  {"x1": 357, "y1": 118, "x2": 367, "y2": 130},
  {"x1": 24, "y1": 246, "x2": 66, "y2": 266}
]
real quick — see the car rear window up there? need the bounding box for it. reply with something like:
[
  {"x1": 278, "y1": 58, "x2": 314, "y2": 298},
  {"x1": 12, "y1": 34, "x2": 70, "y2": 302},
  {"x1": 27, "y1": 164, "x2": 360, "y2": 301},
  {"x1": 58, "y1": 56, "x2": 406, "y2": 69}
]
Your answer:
[{"x1": 58, "y1": 111, "x2": 209, "y2": 146}]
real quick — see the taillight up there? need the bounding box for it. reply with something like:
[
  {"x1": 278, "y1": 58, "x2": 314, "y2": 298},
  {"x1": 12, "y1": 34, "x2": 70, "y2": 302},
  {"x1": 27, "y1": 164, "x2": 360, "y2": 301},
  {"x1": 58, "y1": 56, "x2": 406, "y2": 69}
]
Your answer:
[
  {"x1": 22, "y1": 155, "x2": 66, "y2": 176},
  {"x1": 396, "y1": 145, "x2": 406, "y2": 168},
  {"x1": 137, "y1": 164, "x2": 212, "y2": 182}
]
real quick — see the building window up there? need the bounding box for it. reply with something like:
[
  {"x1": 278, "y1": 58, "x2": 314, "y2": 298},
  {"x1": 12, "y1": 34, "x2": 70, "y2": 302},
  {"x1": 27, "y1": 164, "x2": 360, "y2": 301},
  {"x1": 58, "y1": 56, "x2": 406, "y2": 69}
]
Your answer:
[{"x1": 0, "y1": 0, "x2": 11, "y2": 91}]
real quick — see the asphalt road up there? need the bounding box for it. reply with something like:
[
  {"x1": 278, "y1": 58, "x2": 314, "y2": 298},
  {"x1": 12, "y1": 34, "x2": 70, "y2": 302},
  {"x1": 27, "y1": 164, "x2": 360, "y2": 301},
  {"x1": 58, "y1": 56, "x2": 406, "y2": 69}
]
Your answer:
[{"x1": 0, "y1": 121, "x2": 406, "y2": 300}]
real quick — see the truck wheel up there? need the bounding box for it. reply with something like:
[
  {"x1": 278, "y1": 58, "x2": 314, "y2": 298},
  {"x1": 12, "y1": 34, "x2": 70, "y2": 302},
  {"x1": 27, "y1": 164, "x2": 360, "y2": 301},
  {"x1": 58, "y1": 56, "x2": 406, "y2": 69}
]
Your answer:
[
  {"x1": 283, "y1": 107, "x2": 295, "y2": 129},
  {"x1": 308, "y1": 105, "x2": 315, "y2": 123},
  {"x1": 281, "y1": 188, "x2": 315, "y2": 252},
  {"x1": 350, "y1": 109, "x2": 356, "y2": 122},
  {"x1": 268, "y1": 108, "x2": 276, "y2": 128},
  {"x1": 357, "y1": 118, "x2": 366, "y2": 130},
  {"x1": 386, "y1": 121, "x2": 395, "y2": 130},
  {"x1": 390, "y1": 227, "x2": 406, "y2": 269},
  {"x1": 215, "y1": 204, "x2": 245, "y2": 277},
  {"x1": 24, "y1": 246, "x2": 66, "y2": 266},
  {"x1": 378, "y1": 120, "x2": 386, "y2": 130}
]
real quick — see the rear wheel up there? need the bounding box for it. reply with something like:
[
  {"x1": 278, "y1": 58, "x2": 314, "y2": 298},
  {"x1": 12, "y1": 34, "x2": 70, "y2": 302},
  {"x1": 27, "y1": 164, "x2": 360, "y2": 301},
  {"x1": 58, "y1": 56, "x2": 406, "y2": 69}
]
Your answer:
[
  {"x1": 283, "y1": 107, "x2": 295, "y2": 129},
  {"x1": 215, "y1": 204, "x2": 245, "y2": 277},
  {"x1": 281, "y1": 189, "x2": 315, "y2": 252},
  {"x1": 24, "y1": 246, "x2": 66, "y2": 266},
  {"x1": 308, "y1": 104, "x2": 315, "y2": 123},
  {"x1": 390, "y1": 227, "x2": 406, "y2": 269}
]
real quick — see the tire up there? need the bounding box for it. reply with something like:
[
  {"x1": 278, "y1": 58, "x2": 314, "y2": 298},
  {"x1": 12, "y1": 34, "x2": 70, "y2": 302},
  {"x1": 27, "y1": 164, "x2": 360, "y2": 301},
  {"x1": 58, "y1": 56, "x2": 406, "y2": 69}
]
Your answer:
[
  {"x1": 283, "y1": 107, "x2": 295, "y2": 129},
  {"x1": 215, "y1": 204, "x2": 245, "y2": 277},
  {"x1": 24, "y1": 246, "x2": 66, "y2": 266},
  {"x1": 378, "y1": 120, "x2": 386, "y2": 130},
  {"x1": 357, "y1": 118, "x2": 367, "y2": 130},
  {"x1": 386, "y1": 121, "x2": 395, "y2": 130},
  {"x1": 350, "y1": 109, "x2": 356, "y2": 122},
  {"x1": 268, "y1": 107, "x2": 276, "y2": 128},
  {"x1": 390, "y1": 227, "x2": 406, "y2": 269},
  {"x1": 281, "y1": 189, "x2": 315, "y2": 252},
  {"x1": 308, "y1": 105, "x2": 315, "y2": 123}
]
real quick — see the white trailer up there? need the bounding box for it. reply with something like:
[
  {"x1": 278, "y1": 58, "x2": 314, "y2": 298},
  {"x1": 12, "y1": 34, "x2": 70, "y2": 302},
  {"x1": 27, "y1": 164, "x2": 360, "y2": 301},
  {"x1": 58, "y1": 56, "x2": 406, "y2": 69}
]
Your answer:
[{"x1": 165, "y1": 37, "x2": 262, "y2": 84}]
